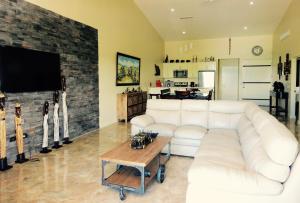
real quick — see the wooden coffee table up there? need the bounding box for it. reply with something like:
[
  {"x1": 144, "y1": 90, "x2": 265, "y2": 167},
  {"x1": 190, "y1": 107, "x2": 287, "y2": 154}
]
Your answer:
[{"x1": 101, "y1": 136, "x2": 171, "y2": 200}]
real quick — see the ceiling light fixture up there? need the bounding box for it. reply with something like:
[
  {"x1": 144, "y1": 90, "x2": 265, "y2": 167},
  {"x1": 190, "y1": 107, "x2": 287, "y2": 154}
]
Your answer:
[
  {"x1": 182, "y1": 31, "x2": 186, "y2": 35},
  {"x1": 170, "y1": 8, "x2": 175, "y2": 12},
  {"x1": 250, "y1": 1, "x2": 254, "y2": 5},
  {"x1": 244, "y1": 26, "x2": 248, "y2": 30}
]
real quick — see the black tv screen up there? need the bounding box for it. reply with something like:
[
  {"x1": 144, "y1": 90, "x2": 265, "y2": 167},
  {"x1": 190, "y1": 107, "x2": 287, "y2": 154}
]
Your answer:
[{"x1": 0, "y1": 46, "x2": 61, "y2": 93}]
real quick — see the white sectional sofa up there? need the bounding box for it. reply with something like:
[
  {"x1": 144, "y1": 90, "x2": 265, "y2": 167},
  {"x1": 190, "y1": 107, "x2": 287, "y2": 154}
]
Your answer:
[{"x1": 130, "y1": 99, "x2": 300, "y2": 203}]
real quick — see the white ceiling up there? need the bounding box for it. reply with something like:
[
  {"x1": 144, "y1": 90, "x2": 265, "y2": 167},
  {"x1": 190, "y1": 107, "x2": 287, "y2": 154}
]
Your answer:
[{"x1": 134, "y1": 0, "x2": 292, "y2": 41}]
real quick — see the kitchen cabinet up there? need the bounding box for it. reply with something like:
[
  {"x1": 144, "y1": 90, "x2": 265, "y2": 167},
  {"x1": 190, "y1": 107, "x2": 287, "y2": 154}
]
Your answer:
[
  {"x1": 163, "y1": 62, "x2": 217, "y2": 79},
  {"x1": 193, "y1": 62, "x2": 217, "y2": 77},
  {"x1": 117, "y1": 91, "x2": 147, "y2": 122}
]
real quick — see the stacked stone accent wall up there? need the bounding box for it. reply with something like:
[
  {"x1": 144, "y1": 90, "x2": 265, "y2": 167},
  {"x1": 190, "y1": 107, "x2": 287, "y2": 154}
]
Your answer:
[{"x1": 0, "y1": 0, "x2": 99, "y2": 163}]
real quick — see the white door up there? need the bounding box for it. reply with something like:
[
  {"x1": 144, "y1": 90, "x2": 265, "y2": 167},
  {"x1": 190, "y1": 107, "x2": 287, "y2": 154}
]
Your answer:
[
  {"x1": 218, "y1": 59, "x2": 239, "y2": 100},
  {"x1": 239, "y1": 59, "x2": 272, "y2": 108}
]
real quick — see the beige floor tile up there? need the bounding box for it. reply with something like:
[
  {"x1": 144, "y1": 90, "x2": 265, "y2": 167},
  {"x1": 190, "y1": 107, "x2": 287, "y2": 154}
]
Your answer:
[{"x1": 0, "y1": 123, "x2": 192, "y2": 203}]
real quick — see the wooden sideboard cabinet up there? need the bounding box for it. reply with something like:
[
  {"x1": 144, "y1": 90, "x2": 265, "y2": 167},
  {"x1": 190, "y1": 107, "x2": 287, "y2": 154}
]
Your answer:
[{"x1": 117, "y1": 91, "x2": 147, "y2": 122}]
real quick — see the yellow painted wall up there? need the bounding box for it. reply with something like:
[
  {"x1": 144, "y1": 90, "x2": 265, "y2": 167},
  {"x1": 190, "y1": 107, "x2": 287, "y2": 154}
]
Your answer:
[
  {"x1": 165, "y1": 35, "x2": 273, "y2": 101},
  {"x1": 165, "y1": 35, "x2": 273, "y2": 60},
  {"x1": 272, "y1": 0, "x2": 300, "y2": 119},
  {"x1": 273, "y1": 0, "x2": 300, "y2": 81},
  {"x1": 25, "y1": 0, "x2": 164, "y2": 127}
]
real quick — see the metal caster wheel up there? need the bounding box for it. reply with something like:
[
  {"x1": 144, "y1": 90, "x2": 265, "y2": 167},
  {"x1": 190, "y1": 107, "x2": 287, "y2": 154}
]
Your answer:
[
  {"x1": 157, "y1": 164, "x2": 166, "y2": 183},
  {"x1": 116, "y1": 164, "x2": 124, "y2": 171},
  {"x1": 119, "y1": 187, "x2": 126, "y2": 201}
]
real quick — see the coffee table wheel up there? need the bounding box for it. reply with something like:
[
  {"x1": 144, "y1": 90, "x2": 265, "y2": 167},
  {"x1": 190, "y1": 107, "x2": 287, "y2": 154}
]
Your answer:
[
  {"x1": 116, "y1": 164, "x2": 124, "y2": 171},
  {"x1": 157, "y1": 164, "x2": 166, "y2": 183},
  {"x1": 119, "y1": 187, "x2": 126, "y2": 201}
]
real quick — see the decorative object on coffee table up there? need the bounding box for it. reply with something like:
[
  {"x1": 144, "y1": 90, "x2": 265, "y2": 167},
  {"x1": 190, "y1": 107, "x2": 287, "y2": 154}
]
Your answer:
[
  {"x1": 0, "y1": 93, "x2": 12, "y2": 171},
  {"x1": 15, "y1": 103, "x2": 29, "y2": 164},
  {"x1": 41, "y1": 101, "x2": 52, "y2": 153},
  {"x1": 101, "y1": 136, "x2": 171, "y2": 201},
  {"x1": 130, "y1": 132, "x2": 158, "y2": 149},
  {"x1": 61, "y1": 76, "x2": 72, "y2": 144},
  {"x1": 116, "y1": 52, "x2": 140, "y2": 86},
  {"x1": 52, "y1": 91, "x2": 62, "y2": 149}
]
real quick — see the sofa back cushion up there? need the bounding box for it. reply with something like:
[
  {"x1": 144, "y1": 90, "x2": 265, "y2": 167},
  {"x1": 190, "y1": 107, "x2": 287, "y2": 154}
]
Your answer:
[
  {"x1": 245, "y1": 102, "x2": 261, "y2": 121},
  {"x1": 181, "y1": 100, "x2": 208, "y2": 128},
  {"x1": 208, "y1": 101, "x2": 249, "y2": 129},
  {"x1": 146, "y1": 99, "x2": 181, "y2": 126},
  {"x1": 240, "y1": 124, "x2": 291, "y2": 182},
  {"x1": 251, "y1": 111, "x2": 299, "y2": 166}
]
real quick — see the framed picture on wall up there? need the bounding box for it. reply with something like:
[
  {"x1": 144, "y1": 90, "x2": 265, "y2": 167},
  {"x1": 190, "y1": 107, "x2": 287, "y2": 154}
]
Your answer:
[{"x1": 116, "y1": 52, "x2": 140, "y2": 86}]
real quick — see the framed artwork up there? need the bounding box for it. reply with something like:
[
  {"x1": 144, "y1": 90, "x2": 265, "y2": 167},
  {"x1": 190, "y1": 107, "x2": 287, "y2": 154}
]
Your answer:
[{"x1": 116, "y1": 52, "x2": 140, "y2": 86}]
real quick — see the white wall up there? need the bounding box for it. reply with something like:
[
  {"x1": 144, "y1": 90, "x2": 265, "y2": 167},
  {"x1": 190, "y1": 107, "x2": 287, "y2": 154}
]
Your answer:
[{"x1": 165, "y1": 35, "x2": 273, "y2": 61}]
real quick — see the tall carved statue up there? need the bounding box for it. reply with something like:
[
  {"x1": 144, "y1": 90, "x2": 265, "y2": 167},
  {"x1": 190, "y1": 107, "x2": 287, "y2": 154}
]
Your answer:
[
  {"x1": 53, "y1": 91, "x2": 62, "y2": 149},
  {"x1": 278, "y1": 56, "x2": 283, "y2": 80},
  {"x1": 15, "y1": 103, "x2": 28, "y2": 163},
  {"x1": 40, "y1": 101, "x2": 52, "y2": 153},
  {"x1": 61, "y1": 76, "x2": 72, "y2": 144},
  {"x1": 0, "y1": 93, "x2": 12, "y2": 171}
]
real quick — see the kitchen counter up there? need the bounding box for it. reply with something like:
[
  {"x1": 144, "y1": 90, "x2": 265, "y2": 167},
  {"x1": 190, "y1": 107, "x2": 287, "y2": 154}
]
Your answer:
[{"x1": 148, "y1": 87, "x2": 212, "y2": 95}]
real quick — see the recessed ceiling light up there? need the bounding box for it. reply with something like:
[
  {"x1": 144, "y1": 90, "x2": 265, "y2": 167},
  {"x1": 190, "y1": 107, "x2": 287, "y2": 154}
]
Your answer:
[
  {"x1": 244, "y1": 26, "x2": 248, "y2": 30},
  {"x1": 250, "y1": 1, "x2": 254, "y2": 5},
  {"x1": 182, "y1": 31, "x2": 186, "y2": 35},
  {"x1": 170, "y1": 8, "x2": 175, "y2": 12}
]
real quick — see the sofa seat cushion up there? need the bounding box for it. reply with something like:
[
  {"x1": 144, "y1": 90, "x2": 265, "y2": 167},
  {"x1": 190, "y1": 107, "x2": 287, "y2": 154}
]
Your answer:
[
  {"x1": 204, "y1": 129, "x2": 240, "y2": 151},
  {"x1": 171, "y1": 137, "x2": 201, "y2": 147},
  {"x1": 189, "y1": 128, "x2": 283, "y2": 195},
  {"x1": 195, "y1": 129, "x2": 243, "y2": 167},
  {"x1": 174, "y1": 125, "x2": 207, "y2": 140},
  {"x1": 188, "y1": 160, "x2": 283, "y2": 195},
  {"x1": 144, "y1": 123, "x2": 176, "y2": 136}
]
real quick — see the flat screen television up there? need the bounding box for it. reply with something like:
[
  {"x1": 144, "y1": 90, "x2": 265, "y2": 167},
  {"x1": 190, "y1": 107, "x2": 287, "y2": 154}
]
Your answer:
[{"x1": 0, "y1": 46, "x2": 61, "y2": 93}]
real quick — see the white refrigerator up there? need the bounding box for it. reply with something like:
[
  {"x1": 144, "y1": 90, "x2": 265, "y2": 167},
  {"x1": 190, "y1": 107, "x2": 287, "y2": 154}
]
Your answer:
[{"x1": 198, "y1": 70, "x2": 215, "y2": 99}]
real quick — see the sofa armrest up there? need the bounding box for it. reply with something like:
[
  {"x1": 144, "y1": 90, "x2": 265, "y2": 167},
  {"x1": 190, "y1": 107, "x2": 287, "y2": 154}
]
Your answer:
[{"x1": 130, "y1": 114, "x2": 155, "y2": 128}]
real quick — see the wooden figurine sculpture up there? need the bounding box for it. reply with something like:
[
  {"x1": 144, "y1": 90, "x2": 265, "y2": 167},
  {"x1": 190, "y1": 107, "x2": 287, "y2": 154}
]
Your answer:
[
  {"x1": 0, "y1": 93, "x2": 12, "y2": 171},
  {"x1": 52, "y1": 91, "x2": 62, "y2": 149},
  {"x1": 40, "y1": 101, "x2": 52, "y2": 153},
  {"x1": 284, "y1": 53, "x2": 291, "y2": 81},
  {"x1": 278, "y1": 56, "x2": 283, "y2": 80},
  {"x1": 61, "y1": 76, "x2": 72, "y2": 144},
  {"x1": 15, "y1": 103, "x2": 28, "y2": 163}
]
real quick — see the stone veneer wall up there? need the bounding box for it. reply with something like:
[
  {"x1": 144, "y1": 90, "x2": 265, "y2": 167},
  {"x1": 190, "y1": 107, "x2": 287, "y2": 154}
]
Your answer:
[{"x1": 0, "y1": 0, "x2": 99, "y2": 163}]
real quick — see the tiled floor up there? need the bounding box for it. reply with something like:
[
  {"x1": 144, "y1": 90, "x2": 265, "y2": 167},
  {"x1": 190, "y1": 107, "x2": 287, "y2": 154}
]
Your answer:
[
  {"x1": 284, "y1": 119, "x2": 300, "y2": 141},
  {"x1": 1, "y1": 120, "x2": 299, "y2": 203},
  {"x1": 0, "y1": 123, "x2": 192, "y2": 203}
]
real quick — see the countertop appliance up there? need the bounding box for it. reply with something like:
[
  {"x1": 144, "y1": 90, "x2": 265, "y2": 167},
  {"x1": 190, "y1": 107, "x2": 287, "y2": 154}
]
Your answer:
[
  {"x1": 174, "y1": 82, "x2": 188, "y2": 87},
  {"x1": 173, "y1": 70, "x2": 188, "y2": 78},
  {"x1": 164, "y1": 80, "x2": 174, "y2": 87}
]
